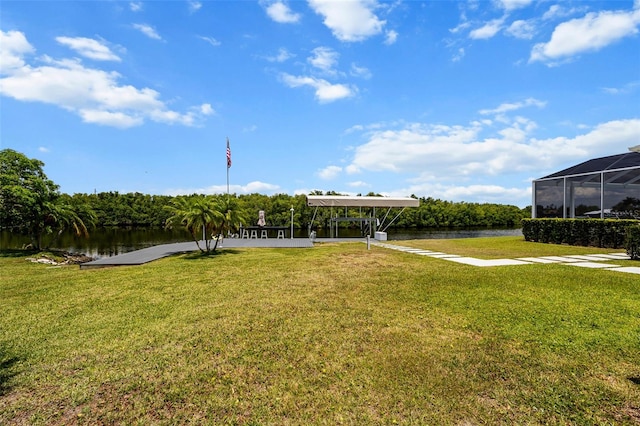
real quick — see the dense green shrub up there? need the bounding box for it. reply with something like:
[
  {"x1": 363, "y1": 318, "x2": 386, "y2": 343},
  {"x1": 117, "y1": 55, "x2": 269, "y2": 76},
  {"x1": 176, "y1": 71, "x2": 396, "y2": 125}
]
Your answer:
[
  {"x1": 522, "y1": 218, "x2": 640, "y2": 251},
  {"x1": 625, "y1": 224, "x2": 640, "y2": 260}
]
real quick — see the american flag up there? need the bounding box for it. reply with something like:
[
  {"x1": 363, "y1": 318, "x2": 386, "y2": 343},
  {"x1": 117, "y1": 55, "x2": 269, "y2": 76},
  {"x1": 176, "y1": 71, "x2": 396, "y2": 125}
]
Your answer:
[{"x1": 226, "y1": 138, "x2": 231, "y2": 168}]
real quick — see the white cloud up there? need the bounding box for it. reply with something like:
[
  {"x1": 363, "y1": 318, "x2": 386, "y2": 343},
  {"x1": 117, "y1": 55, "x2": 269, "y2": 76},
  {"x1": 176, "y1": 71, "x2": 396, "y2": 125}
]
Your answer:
[
  {"x1": 452, "y1": 47, "x2": 465, "y2": 62},
  {"x1": 318, "y1": 165, "x2": 342, "y2": 179},
  {"x1": 505, "y1": 19, "x2": 536, "y2": 39},
  {"x1": 345, "y1": 164, "x2": 361, "y2": 174},
  {"x1": 350, "y1": 63, "x2": 371, "y2": 79},
  {"x1": 479, "y1": 98, "x2": 546, "y2": 116},
  {"x1": 0, "y1": 30, "x2": 34, "y2": 73},
  {"x1": 56, "y1": 36, "x2": 121, "y2": 61},
  {"x1": 384, "y1": 29, "x2": 398, "y2": 45},
  {"x1": 338, "y1": 98, "x2": 638, "y2": 206},
  {"x1": 469, "y1": 18, "x2": 504, "y2": 39},
  {"x1": 348, "y1": 180, "x2": 370, "y2": 188},
  {"x1": 166, "y1": 181, "x2": 281, "y2": 196},
  {"x1": 199, "y1": 103, "x2": 215, "y2": 115},
  {"x1": 132, "y1": 23, "x2": 162, "y2": 40},
  {"x1": 264, "y1": 1, "x2": 301, "y2": 23},
  {"x1": 542, "y1": 5, "x2": 562, "y2": 20},
  {"x1": 198, "y1": 36, "x2": 221, "y2": 47},
  {"x1": 542, "y1": 4, "x2": 584, "y2": 21},
  {"x1": 401, "y1": 181, "x2": 530, "y2": 205},
  {"x1": 129, "y1": 2, "x2": 143, "y2": 12},
  {"x1": 280, "y1": 73, "x2": 355, "y2": 103},
  {"x1": 449, "y1": 20, "x2": 471, "y2": 34},
  {"x1": 188, "y1": 1, "x2": 202, "y2": 13},
  {"x1": 79, "y1": 109, "x2": 143, "y2": 128},
  {"x1": 308, "y1": 46, "x2": 339, "y2": 74},
  {"x1": 0, "y1": 30, "x2": 212, "y2": 129},
  {"x1": 496, "y1": 0, "x2": 533, "y2": 11},
  {"x1": 345, "y1": 116, "x2": 640, "y2": 183},
  {"x1": 266, "y1": 47, "x2": 294, "y2": 62},
  {"x1": 537, "y1": 119, "x2": 640, "y2": 158},
  {"x1": 530, "y1": 8, "x2": 640, "y2": 64},
  {"x1": 601, "y1": 80, "x2": 640, "y2": 95},
  {"x1": 38, "y1": 146, "x2": 50, "y2": 153},
  {"x1": 308, "y1": 0, "x2": 386, "y2": 42}
]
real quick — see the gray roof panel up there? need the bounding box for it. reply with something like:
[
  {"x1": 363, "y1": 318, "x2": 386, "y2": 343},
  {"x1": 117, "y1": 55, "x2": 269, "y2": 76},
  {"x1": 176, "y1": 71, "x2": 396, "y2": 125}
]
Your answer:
[{"x1": 541, "y1": 152, "x2": 640, "y2": 179}]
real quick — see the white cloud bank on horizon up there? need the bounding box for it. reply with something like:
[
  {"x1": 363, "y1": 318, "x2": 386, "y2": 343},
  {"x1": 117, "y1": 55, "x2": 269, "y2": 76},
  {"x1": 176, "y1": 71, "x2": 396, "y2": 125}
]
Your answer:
[
  {"x1": 347, "y1": 117, "x2": 640, "y2": 176},
  {"x1": 0, "y1": 30, "x2": 214, "y2": 129},
  {"x1": 333, "y1": 98, "x2": 640, "y2": 206},
  {"x1": 165, "y1": 180, "x2": 281, "y2": 196}
]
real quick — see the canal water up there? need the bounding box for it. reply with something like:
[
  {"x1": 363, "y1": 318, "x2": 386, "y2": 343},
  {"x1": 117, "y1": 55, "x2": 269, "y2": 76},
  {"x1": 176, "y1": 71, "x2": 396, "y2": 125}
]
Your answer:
[{"x1": 1, "y1": 227, "x2": 523, "y2": 259}]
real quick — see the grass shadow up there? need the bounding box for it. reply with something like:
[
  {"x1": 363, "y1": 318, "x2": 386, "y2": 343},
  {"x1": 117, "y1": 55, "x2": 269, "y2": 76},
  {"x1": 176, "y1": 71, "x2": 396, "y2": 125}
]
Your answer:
[
  {"x1": 629, "y1": 376, "x2": 640, "y2": 385},
  {"x1": 0, "y1": 249, "x2": 38, "y2": 258},
  {"x1": 181, "y1": 249, "x2": 242, "y2": 260},
  {"x1": 0, "y1": 347, "x2": 21, "y2": 397}
]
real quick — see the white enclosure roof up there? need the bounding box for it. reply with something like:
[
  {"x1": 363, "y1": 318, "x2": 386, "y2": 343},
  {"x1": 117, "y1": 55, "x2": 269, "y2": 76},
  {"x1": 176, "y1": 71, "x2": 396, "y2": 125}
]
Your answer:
[{"x1": 306, "y1": 195, "x2": 419, "y2": 208}]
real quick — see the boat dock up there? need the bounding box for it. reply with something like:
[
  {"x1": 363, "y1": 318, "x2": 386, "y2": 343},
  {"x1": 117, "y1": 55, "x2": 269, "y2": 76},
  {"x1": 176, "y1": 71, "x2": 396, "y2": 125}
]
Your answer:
[{"x1": 79, "y1": 238, "x2": 361, "y2": 269}]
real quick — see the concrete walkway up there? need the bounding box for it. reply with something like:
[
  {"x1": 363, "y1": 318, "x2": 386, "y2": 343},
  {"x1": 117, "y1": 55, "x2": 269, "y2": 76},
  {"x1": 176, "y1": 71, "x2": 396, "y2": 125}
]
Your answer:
[{"x1": 371, "y1": 241, "x2": 640, "y2": 275}]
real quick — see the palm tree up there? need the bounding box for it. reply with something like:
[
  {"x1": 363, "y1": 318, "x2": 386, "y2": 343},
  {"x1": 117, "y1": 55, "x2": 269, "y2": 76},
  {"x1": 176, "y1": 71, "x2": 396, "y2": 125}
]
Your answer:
[
  {"x1": 212, "y1": 196, "x2": 248, "y2": 249},
  {"x1": 164, "y1": 195, "x2": 224, "y2": 253},
  {"x1": 45, "y1": 198, "x2": 96, "y2": 249}
]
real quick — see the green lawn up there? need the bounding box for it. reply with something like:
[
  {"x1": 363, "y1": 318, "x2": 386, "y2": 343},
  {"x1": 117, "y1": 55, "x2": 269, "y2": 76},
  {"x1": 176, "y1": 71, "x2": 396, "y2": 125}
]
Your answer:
[{"x1": 1, "y1": 237, "x2": 639, "y2": 424}]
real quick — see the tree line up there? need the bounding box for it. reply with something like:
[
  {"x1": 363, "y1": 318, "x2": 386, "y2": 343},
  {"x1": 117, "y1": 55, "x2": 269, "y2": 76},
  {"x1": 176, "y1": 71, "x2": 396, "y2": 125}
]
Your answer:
[
  {"x1": 64, "y1": 192, "x2": 528, "y2": 227},
  {"x1": 1, "y1": 149, "x2": 529, "y2": 250}
]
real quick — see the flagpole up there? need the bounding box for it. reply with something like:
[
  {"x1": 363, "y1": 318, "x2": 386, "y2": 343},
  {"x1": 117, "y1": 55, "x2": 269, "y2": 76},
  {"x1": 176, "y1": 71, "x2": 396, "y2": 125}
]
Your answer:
[{"x1": 226, "y1": 137, "x2": 231, "y2": 198}]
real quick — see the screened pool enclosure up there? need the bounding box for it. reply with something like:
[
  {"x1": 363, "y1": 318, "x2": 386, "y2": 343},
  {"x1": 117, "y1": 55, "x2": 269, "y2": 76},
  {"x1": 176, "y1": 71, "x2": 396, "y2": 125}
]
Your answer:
[{"x1": 532, "y1": 150, "x2": 640, "y2": 219}]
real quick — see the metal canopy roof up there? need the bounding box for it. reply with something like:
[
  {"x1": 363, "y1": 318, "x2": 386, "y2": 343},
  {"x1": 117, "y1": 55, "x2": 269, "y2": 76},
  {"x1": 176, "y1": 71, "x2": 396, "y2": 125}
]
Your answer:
[
  {"x1": 306, "y1": 195, "x2": 419, "y2": 208},
  {"x1": 540, "y1": 152, "x2": 640, "y2": 179}
]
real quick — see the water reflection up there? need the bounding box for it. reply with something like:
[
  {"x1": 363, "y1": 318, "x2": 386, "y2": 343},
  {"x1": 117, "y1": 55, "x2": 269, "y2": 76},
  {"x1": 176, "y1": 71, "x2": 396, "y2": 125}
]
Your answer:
[
  {"x1": 1, "y1": 227, "x2": 522, "y2": 259},
  {"x1": 1, "y1": 227, "x2": 191, "y2": 259}
]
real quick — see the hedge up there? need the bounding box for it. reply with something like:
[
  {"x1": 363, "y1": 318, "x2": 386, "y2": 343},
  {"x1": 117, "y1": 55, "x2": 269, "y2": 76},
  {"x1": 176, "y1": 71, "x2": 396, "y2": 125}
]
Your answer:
[
  {"x1": 626, "y1": 224, "x2": 640, "y2": 260},
  {"x1": 522, "y1": 219, "x2": 640, "y2": 255}
]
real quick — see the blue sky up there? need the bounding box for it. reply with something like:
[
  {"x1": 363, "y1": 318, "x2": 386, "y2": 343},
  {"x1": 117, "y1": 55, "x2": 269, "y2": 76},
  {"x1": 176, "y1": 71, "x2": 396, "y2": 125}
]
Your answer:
[{"x1": 1, "y1": 0, "x2": 639, "y2": 207}]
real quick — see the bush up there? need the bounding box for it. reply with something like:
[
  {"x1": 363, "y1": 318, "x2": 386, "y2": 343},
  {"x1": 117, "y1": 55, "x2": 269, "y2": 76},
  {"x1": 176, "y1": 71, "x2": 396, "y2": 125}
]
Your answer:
[
  {"x1": 522, "y1": 219, "x2": 640, "y2": 250},
  {"x1": 625, "y1": 224, "x2": 640, "y2": 260}
]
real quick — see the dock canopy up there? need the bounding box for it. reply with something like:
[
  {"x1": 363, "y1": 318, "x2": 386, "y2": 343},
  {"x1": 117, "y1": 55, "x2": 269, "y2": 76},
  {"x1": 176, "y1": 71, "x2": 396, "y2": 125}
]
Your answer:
[
  {"x1": 306, "y1": 195, "x2": 419, "y2": 208},
  {"x1": 305, "y1": 195, "x2": 419, "y2": 239}
]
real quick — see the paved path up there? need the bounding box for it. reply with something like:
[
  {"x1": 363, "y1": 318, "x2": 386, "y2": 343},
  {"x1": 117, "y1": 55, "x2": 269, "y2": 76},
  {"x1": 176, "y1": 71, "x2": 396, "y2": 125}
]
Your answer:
[
  {"x1": 80, "y1": 238, "x2": 640, "y2": 276},
  {"x1": 371, "y1": 242, "x2": 640, "y2": 275}
]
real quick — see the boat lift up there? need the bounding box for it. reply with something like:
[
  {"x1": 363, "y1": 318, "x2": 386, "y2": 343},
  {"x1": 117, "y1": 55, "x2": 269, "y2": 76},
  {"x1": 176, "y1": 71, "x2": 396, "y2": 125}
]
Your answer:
[{"x1": 306, "y1": 195, "x2": 420, "y2": 239}]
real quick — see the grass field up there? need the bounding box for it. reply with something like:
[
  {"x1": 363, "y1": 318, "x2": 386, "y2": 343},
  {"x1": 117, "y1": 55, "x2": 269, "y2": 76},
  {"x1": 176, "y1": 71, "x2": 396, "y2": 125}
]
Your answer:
[{"x1": 1, "y1": 237, "x2": 639, "y2": 424}]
